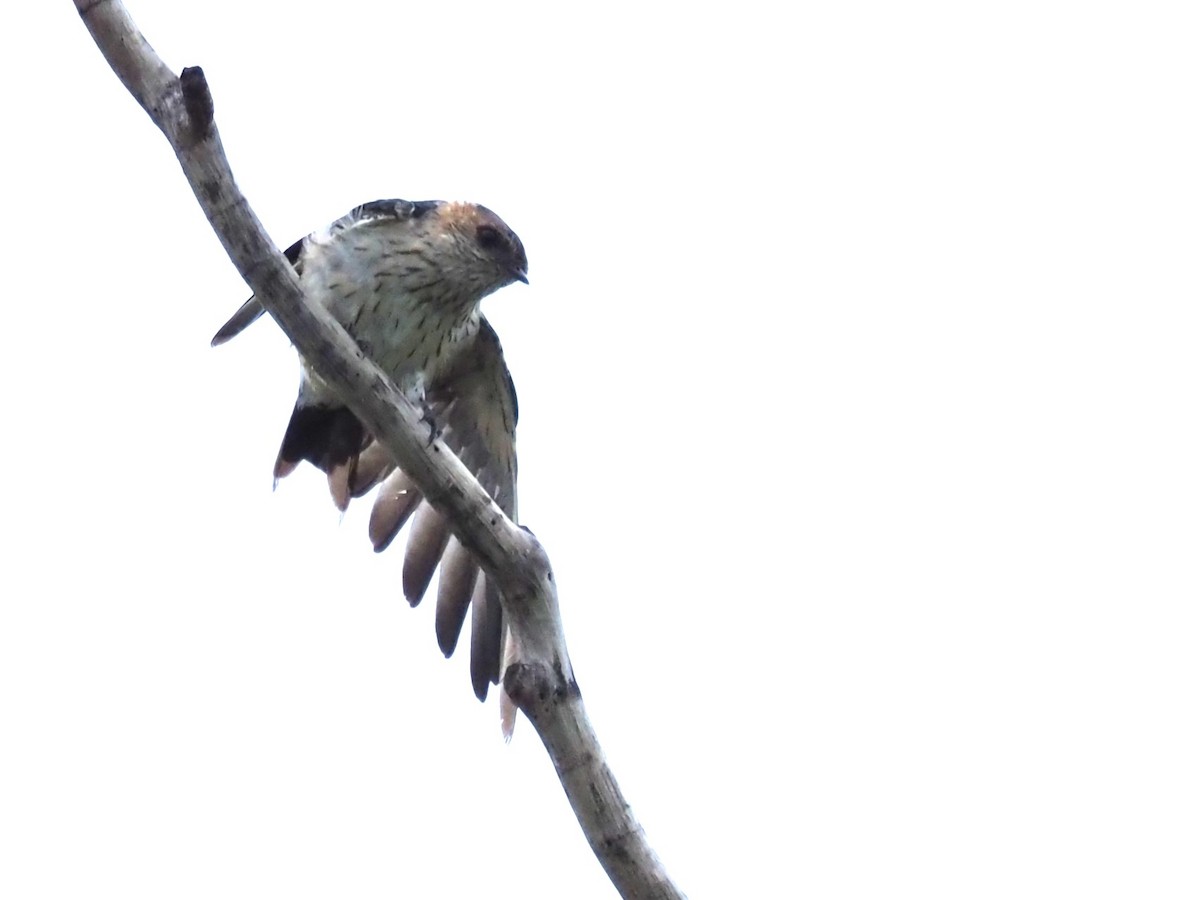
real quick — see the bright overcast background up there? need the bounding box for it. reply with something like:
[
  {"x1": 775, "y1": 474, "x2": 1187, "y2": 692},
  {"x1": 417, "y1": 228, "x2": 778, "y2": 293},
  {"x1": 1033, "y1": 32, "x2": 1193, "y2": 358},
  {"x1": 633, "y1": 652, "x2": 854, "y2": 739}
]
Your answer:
[{"x1": 3, "y1": 2, "x2": 1198, "y2": 898}]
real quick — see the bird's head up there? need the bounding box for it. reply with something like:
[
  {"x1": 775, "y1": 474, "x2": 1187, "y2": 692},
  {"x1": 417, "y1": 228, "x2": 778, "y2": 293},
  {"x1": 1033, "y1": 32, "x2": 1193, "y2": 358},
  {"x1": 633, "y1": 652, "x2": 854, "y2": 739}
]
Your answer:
[{"x1": 435, "y1": 202, "x2": 528, "y2": 297}]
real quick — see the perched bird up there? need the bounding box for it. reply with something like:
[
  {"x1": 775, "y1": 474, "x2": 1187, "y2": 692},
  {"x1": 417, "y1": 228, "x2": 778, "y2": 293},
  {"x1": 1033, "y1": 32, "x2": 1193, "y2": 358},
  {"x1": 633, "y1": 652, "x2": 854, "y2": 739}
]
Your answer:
[{"x1": 212, "y1": 199, "x2": 527, "y2": 703}]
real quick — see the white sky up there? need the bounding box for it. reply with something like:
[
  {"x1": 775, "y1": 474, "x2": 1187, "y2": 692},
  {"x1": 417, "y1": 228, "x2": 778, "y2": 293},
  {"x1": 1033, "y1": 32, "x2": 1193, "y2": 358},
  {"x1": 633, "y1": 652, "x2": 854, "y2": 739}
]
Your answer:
[{"x1": 3, "y1": 1, "x2": 1198, "y2": 897}]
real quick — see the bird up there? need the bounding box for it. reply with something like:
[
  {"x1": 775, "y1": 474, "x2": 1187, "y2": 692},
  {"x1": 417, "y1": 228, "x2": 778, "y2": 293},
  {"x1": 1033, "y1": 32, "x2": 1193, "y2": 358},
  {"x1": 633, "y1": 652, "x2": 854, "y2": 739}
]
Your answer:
[{"x1": 212, "y1": 198, "x2": 527, "y2": 705}]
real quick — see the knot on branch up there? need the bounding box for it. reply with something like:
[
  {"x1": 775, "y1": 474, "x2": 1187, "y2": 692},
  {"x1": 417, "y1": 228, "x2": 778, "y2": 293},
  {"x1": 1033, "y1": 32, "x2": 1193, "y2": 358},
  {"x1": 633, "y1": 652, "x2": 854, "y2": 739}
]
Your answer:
[
  {"x1": 180, "y1": 66, "x2": 214, "y2": 142},
  {"x1": 504, "y1": 661, "x2": 580, "y2": 719}
]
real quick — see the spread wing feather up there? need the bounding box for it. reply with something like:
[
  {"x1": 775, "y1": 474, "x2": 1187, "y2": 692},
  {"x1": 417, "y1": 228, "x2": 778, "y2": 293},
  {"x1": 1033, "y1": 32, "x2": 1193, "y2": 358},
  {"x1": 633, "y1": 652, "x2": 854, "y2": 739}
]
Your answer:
[
  {"x1": 328, "y1": 318, "x2": 517, "y2": 700},
  {"x1": 383, "y1": 318, "x2": 518, "y2": 699}
]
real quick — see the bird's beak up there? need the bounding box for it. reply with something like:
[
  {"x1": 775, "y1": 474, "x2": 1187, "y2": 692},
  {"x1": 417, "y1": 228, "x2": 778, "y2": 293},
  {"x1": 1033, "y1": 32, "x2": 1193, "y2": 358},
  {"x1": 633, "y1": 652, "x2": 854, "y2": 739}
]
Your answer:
[{"x1": 513, "y1": 269, "x2": 529, "y2": 285}]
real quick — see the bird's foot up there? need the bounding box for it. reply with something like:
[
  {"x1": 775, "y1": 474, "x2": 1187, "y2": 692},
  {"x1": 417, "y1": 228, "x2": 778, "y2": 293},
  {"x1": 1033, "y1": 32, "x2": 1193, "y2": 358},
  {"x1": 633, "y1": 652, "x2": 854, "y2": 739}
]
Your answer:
[{"x1": 419, "y1": 400, "x2": 442, "y2": 446}]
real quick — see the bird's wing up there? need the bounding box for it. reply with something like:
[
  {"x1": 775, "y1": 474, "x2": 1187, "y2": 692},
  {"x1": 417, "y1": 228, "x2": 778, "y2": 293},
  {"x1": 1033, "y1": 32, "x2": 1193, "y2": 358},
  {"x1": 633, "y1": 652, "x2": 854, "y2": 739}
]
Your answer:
[
  {"x1": 368, "y1": 318, "x2": 518, "y2": 700},
  {"x1": 209, "y1": 200, "x2": 444, "y2": 346},
  {"x1": 209, "y1": 237, "x2": 305, "y2": 346}
]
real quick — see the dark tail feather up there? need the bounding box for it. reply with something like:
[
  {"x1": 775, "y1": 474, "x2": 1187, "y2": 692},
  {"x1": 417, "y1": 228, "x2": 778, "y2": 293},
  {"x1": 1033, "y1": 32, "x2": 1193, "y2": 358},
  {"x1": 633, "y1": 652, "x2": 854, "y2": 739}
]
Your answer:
[{"x1": 273, "y1": 403, "x2": 367, "y2": 479}]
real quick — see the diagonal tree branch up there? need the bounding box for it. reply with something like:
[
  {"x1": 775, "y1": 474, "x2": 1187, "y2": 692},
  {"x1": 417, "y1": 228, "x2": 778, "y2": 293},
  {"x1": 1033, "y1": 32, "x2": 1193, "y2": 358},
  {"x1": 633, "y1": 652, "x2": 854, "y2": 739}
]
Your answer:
[{"x1": 74, "y1": 2, "x2": 684, "y2": 898}]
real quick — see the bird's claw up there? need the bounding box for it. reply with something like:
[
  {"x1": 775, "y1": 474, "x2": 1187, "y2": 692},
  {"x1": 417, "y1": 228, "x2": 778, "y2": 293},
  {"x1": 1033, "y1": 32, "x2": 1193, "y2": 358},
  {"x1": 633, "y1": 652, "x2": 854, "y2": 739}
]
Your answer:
[{"x1": 419, "y1": 400, "x2": 442, "y2": 446}]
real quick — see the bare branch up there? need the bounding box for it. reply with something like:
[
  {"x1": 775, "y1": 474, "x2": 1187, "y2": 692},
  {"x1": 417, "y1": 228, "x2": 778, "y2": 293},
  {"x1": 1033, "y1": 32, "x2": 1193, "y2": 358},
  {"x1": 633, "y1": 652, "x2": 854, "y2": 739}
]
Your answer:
[{"x1": 73, "y1": 2, "x2": 685, "y2": 897}]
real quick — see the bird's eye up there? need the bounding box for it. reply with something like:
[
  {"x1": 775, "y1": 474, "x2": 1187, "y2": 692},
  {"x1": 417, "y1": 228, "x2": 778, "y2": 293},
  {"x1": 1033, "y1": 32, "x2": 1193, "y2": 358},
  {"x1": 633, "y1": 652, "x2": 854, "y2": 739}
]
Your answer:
[{"x1": 476, "y1": 224, "x2": 503, "y2": 250}]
